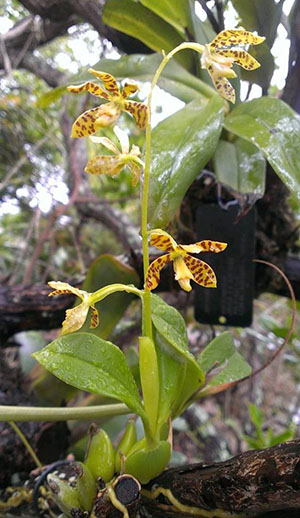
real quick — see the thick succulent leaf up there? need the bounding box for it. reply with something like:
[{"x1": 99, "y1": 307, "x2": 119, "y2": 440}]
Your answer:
[
  {"x1": 151, "y1": 295, "x2": 205, "y2": 420},
  {"x1": 78, "y1": 254, "x2": 139, "y2": 339},
  {"x1": 102, "y1": 0, "x2": 193, "y2": 70},
  {"x1": 148, "y1": 95, "x2": 224, "y2": 228},
  {"x1": 197, "y1": 331, "x2": 235, "y2": 372},
  {"x1": 213, "y1": 138, "x2": 266, "y2": 195},
  {"x1": 38, "y1": 53, "x2": 213, "y2": 107},
  {"x1": 33, "y1": 333, "x2": 145, "y2": 417},
  {"x1": 140, "y1": 0, "x2": 189, "y2": 34},
  {"x1": 224, "y1": 97, "x2": 300, "y2": 199}
]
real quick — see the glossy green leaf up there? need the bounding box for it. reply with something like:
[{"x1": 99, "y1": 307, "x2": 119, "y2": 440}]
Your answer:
[
  {"x1": 206, "y1": 351, "x2": 252, "y2": 387},
  {"x1": 38, "y1": 53, "x2": 214, "y2": 107},
  {"x1": 79, "y1": 254, "x2": 139, "y2": 338},
  {"x1": 103, "y1": 0, "x2": 193, "y2": 70},
  {"x1": 151, "y1": 295, "x2": 205, "y2": 420},
  {"x1": 151, "y1": 294, "x2": 189, "y2": 353},
  {"x1": 33, "y1": 333, "x2": 145, "y2": 418},
  {"x1": 197, "y1": 331, "x2": 235, "y2": 372},
  {"x1": 148, "y1": 95, "x2": 224, "y2": 228},
  {"x1": 213, "y1": 138, "x2": 266, "y2": 195},
  {"x1": 140, "y1": 0, "x2": 189, "y2": 34},
  {"x1": 231, "y1": 0, "x2": 283, "y2": 48},
  {"x1": 224, "y1": 97, "x2": 300, "y2": 200}
]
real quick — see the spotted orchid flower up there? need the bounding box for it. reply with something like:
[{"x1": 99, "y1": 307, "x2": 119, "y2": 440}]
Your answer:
[
  {"x1": 67, "y1": 69, "x2": 148, "y2": 137},
  {"x1": 201, "y1": 29, "x2": 265, "y2": 103},
  {"x1": 145, "y1": 229, "x2": 227, "y2": 292},
  {"x1": 48, "y1": 281, "x2": 99, "y2": 335},
  {"x1": 85, "y1": 126, "x2": 144, "y2": 186}
]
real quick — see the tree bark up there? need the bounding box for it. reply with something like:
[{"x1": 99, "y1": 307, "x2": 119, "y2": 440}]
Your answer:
[{"x1": 141, "y1": 440, "x2": 300, "y2": 517}]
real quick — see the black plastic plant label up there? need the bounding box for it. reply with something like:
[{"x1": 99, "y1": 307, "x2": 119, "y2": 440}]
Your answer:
[{"x1": 194, "y1": 204, "x2": 256, "y2": 327}]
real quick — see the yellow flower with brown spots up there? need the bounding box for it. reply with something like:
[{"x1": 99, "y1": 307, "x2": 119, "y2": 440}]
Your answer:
[
  {"x1": 201, "y1": 28, "x2": 265, "y2": 103},
  {"x1": 145, "y1": 229, "x2": 227, "y2": 292},
  {"x1": 67, "y1": 69, "x2": 148, "y2": 137},
  {"x1": 48, "y1": 281, "x2": 99, "y2": 334},
  {"x1": 85, "y1": 126, "x2": 143, "y2": 186}
]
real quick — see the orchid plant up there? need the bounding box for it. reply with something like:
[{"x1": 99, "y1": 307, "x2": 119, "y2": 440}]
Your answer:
[{"x1": 30, "y1": 29, "x2": 264, "y2": 516}]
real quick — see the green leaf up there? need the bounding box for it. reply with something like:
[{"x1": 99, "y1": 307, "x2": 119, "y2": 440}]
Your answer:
[
  {"x1": 148, "y1": 95, "x2": 224, "y2": 228},
  {"x1": 33, "y1": 333, "x2": 145, "y2": 418},
  {"x1": 102, "y1": 0, "x2": 193, "y2": 70},
  {"x1": 213, "y1": 138, "x2": 266, "y2": 195},
  {"x1": 231, "y1": 0, "x2": 283, "y2": 48},
  {"x1": 151, "y1": 294, "x2": 189, "y2": 353},
  {"x1": 249, "y1": 402, "x2": 263, "y2": 429},
  {"x1": 79, "y1": 254, "x2": 139, "y2": 339},
  {"x1": 151, "y1": 295, "x2": 205, "y2": 420},
  {"x1": 197, "y1": 331, "x2": 235, "y2": 372},
  {"x1": 38, "y1": 53, "x2": 214, "y2": 107},
  {"x1": 224, "y1": 97, "x2": 300, "y2": 200},
  {"x1": 207, "y1": 351, "x2": 252, "y2": 387},
  {"x1": 36, "y1": 85, "x2": 68, "y2": 108},
  {"x1": 140, "y1": 0, "x2": 189, "y2": 34}
]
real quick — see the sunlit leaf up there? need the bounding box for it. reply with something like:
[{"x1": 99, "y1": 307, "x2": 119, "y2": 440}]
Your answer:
[
  {"x1": 140, "y1": 0, "x2": 189, "y2": 34},
  {"x1": 102, "y1": 0, "x2": 193, "y2": 70}
]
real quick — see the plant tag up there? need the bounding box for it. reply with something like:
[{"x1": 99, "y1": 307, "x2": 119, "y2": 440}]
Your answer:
[{"x1": 194, "y1": 204, "x2": 256, "y2": 327}]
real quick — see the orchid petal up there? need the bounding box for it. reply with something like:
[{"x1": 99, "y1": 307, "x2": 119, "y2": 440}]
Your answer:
[
  {"x1": 206, "y1": 65, "x2": 236, "y2": 103},
  {"x1": 145, "y1": 254, "x2": 171, "y2": 291},
  {"x1": 123, "y1": 100, "x2": 148, "y2": 129},
  {"x1": 89, "y1": 136, "x2": 120, "y2": 154},
  {"x1": 88, "y1": 69, "x2": 120, "y2": 96},
  {"x1": 62, "y1": 303, "x2": 89, "y2": 335},
  {"x1": 114, "y1": 126, "x2": 129, "y2": 154},
  {"x1": 85, "y1": 155, "x2": 124, "y2": 177},
  {"x1": 150, "y1": 230, "x2": 176, "y2": 252},
  {"x1": 210, "y1": 29, "x2": 265, "y2": 49},
  {"x1": 90, "y1": 305, "x2": 100, "y2": 329},
  {"x1": 48, "y1": 281, "x2": 86, "y2": 300},
  {"x1": 122, "y1": 80, "x2": 139, "y2": 99},
  {"x1": 217, "y1": 49, "x2": 261, "y2": 71},
  {"x1": 70, "y1": 105, "x2": 119, "y2": 138},
  {"x1": 67, "y1": 81, "x2": 110, "y2": 99},
  {"x1": 128, "y1": 161, "x2": 141, "y2": 186},
  {"x1": 183, "y1": 255, "x2": 217, "y2": 288},
  {"x1": 181, "y1": 241, "x2": 227, "y2": 254}
]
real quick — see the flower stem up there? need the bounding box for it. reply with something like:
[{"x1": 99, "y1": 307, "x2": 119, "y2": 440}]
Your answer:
[
  {"x1": 0, "y1": 404, "x2": 130, "y2": 421},
  {"x1": 140, "y1": 41, "x2": 213, "y2": 339}
]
